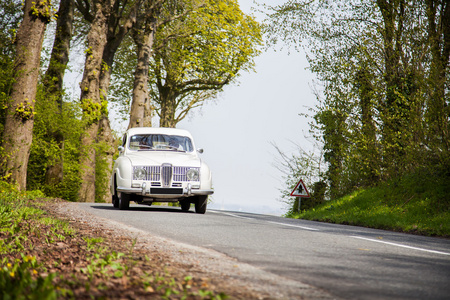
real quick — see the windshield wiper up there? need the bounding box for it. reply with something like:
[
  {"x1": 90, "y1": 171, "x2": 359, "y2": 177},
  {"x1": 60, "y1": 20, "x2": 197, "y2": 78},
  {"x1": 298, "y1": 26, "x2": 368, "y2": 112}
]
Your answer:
[
  {"x1": 166, "y1": 146, "x2": 186, "y2": 152},
  {"x1": 138, "y1": 145, "x2": 153, "y2": 150}
]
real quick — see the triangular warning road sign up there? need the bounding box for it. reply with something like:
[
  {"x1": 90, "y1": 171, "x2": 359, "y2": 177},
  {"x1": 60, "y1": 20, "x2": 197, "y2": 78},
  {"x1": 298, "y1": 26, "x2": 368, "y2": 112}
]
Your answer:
[{"x1": 290, "y1": 179, "x2": 310, "y2": 198}]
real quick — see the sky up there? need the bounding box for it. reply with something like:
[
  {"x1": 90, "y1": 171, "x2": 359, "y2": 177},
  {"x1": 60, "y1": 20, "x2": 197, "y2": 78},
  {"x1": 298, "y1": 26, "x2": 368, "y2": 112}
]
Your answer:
[{"x1": 64, "y1": 0, "x2": 318, "y2": 215}]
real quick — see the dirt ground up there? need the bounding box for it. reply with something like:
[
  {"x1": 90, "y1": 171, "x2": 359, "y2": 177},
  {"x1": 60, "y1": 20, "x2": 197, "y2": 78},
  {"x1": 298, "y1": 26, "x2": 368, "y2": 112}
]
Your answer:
[{"x1": 25, "y1": 198, "x2": 335, "y2": 299}]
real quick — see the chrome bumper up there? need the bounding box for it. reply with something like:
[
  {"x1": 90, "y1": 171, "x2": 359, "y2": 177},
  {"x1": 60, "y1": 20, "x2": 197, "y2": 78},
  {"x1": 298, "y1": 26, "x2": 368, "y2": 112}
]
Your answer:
[{"x1": 117, "y1": 184, "x2": 214, "y2": 196}]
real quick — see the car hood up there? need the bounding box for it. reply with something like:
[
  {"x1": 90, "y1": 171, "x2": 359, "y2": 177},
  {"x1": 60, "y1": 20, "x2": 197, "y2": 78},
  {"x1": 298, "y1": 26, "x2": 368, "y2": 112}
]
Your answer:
[{"x1": 125, "y1": 151, "x2": 201, "y2": 167}]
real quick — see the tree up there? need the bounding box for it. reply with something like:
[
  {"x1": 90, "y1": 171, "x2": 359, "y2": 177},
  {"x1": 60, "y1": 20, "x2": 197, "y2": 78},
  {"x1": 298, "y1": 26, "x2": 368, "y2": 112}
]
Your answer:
[
  {"x1": 127, "y1": 0, "x2": 202, "y2": 129},
  {"x1": 128, "y1": 0, "x2": 163, "y2": 129},
  {"x1": 76, "y1": 0, "x2": 142, "y2": 202},
  {"x1": 148, "y1": 0, "x2": 262, "y2": 128},
  {"x1": 96, "y1": 0, "x2": 141, "y2": 202},
  {"x1": 264, "y1": 0, "x2": 448, "y2": 205},
  {"x1": 0, "y1": 0, "x2": 53, "y2": 190},
  {"x1": 354, "y1": 64, "x2": 380, "y2": 184},
  {"x1": 264, "y1": 0, "x2": 383, "y2": 197},
  {"x1": 77, "y1": 0, "x2": 113, "y2": 202},
  {"x1": 425, "y1": 0, "x2": 450, "y2": 162},
  {"x1": 41, "y1": 0, "x2": 75, "y2": 187}
]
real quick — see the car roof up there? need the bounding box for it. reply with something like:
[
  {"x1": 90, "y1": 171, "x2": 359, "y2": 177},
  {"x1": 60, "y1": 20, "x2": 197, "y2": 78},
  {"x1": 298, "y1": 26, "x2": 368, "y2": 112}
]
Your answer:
[{"x1": 125, "y1": 127, "x2": 193, "y2": 138}]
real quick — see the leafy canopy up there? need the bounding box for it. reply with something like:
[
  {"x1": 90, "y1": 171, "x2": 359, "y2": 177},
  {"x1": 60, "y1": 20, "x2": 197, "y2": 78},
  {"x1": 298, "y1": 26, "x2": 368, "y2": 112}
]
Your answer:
[{"x1": 150, "y1": 0, "x2": 262, "y2": 125}]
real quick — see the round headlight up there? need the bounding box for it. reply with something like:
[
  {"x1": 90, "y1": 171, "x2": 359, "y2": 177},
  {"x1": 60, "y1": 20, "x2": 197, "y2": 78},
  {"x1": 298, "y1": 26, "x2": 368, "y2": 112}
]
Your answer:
[
  {"x1": 133, "y1": 167, "x2": 147, "y2": 180},
  {"x1": 186, "y1": 169, "x2": 199, "y2": 181}
]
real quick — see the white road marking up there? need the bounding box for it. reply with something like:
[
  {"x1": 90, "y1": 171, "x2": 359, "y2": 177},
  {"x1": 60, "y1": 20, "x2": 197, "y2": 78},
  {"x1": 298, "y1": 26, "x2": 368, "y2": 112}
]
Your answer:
[
  {"x1": 350, "y1": 236, "x2": 450, "y2": 256},
  {"x1": 267, "y1": 221, "x2": 320, "y2": 231},
  {"x1": 210, "y1": 211, "x2": 254, "y2": 220},
  {"x1": 210, "y1": 211, "x2": 320, "y2": 230}
]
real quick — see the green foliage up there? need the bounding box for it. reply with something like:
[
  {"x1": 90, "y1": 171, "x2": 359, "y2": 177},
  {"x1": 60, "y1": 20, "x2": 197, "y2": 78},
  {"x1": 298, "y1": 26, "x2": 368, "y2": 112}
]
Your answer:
[
  {"x1": 149, "y1": 0, "x2": 262, "y2": 127},
  {"x1": 14, "y1": 101, "x2": 36, "y2": 121},
  {"x1": 142, "y1": 271, "x2": 228, "y2": 300},
  {"x1": 80, "y1": 98, "x2": 108, "y2": 125},
  {"x1": 27, "y1": 86, "x2": 84, "y2": 201},
  {"x1": 108, "y1": 35, "x2": 136, "y2": 123},
  {"x1": 289, "y1": 165, "x2": 450, "y2": 236},
  {"x1": 0, "y1": 183, "x2": 63, "y2": 299},
  {"x1": 1, "y1": 255, "x2": 57, "y2": 300},
  {"x1": 30, "y1": 0, "x2": 57, "y2": 23},
  {"x1": 265, "y1": 1, "x2": 450, "y2": 213},
  {"x1": 109, "y1": 0, "x2": 263, "y2": 128},
  {"x1": 0, "y1": 185, "x2": 229, "y2": 298}
]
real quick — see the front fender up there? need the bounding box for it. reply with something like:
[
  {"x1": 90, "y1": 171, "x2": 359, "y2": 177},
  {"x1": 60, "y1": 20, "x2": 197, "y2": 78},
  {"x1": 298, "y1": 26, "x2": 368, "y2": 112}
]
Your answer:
[
  {"x1": 112, "y1": 156, "x2": 133, "y2": 191},
  {"x1": 200, "y1": 162, "x2": 213, "y2": 190}
]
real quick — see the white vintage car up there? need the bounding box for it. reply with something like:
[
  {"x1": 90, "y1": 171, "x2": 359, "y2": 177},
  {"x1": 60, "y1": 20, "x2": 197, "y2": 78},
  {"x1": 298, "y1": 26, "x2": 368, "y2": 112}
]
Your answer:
[{"x1": 110, "y1": 127, "x2": 213, "y2": 213}]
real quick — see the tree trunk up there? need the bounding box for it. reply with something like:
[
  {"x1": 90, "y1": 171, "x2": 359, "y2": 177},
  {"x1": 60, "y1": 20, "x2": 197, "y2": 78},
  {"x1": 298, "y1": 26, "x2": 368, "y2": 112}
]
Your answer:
[
  {"x1": 95, "y1": 2, "x2": 137, "y2": 203},
  {"x1": 159, "y1": 91, "x2": 177, "y2": 128},
  {"x1": 128, "y1": 31, "x2": 155, "y2": 128},
  {"x1": 43, "y1": 0, "x2": 74, "y2": 98},
  {"x1": 78, "y1": 0, "x2": 111, "y2": 202},
  {"x1": 96, "y1": 116, "x2": 114, "y2": 202},
  {"x1": 99, "y1": 0, "x2": 137, "y2": 98},
  {"x1": 1, "y1": 0, "x2": 48, "y2": 190},
  {"x1": 79, "y1": 122, "x2": 99, "y2": 202},
  {"x1": 128, "y1": 4, "x2": 159, "y2": 129},
  {"x1": 42, "y1": 0, "x2": 75, "y2": 187}
]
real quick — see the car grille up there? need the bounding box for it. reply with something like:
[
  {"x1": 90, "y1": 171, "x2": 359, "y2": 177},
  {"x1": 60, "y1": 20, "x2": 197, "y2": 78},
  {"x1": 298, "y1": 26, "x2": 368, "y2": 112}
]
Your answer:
[
  {"x1": 147, "y1": 166, "x2": 160, "y2": 181},
  {"x1": 133, "y1": 165, "x2": 200, "y2": 184},
  {"x1": 161, "y1": 164, "x2": 172, "y2": 187}
]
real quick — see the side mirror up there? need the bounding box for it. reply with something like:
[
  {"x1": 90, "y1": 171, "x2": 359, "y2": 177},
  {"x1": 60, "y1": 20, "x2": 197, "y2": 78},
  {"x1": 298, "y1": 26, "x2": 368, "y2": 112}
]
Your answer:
[
  {"x1": 118, "y1": 146, "x2": 124, "y2": 153},
  {"x1": 197, "y1": 148, "x2": 204, "y2": 154}
]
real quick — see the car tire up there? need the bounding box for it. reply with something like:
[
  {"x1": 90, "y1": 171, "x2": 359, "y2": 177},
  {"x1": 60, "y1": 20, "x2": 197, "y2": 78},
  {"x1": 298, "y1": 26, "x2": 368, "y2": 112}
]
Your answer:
[
  {"x1": 180, "y1": 200, "x2": 191, "y2": 212},
  {"x1": 112, "y1": 195, "x2": 119, "y2": 208},
  {"x1": 195, "y1": 195, "x2": 207, "y2": 214},
  {"x1": 113, "y1": 177, "x2": 120, "y2": 208},
  {"x1": 118, "y1": 192, "x2": 130, "y2": 210}
]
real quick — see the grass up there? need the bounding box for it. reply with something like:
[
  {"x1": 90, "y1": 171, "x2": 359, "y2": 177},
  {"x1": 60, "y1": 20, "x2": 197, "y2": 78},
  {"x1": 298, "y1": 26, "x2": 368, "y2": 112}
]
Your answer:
[
  {"x1": 0, "y1": 181, "x2": 228, "y2": 299},
  {"x1": 288, "y1": 166, "x2": 450, "y2": 237}
]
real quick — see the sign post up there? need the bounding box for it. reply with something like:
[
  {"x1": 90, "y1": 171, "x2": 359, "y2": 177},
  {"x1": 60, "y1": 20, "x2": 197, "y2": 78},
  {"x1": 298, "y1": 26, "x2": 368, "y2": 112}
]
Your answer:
[{"x1": 290, "y1": 179, "x2": 310, "y2": 212}]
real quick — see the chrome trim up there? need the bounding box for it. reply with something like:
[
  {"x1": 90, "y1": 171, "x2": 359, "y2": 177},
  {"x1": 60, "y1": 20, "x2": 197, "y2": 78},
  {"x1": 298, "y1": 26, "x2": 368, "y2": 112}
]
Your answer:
[
  {"x1": 117, "y1": 187, "x2": 141, "y2": 193},
  {"x1": 147, "y1": 166, "x2": 160, "y2": 181},
  {"x1": 161, "y1": 163, "x2": 172, "y2": 187},
  {"x1": 186, "y1": 183, "x2": 192, "y2": 195},
  {"x1": 141, "y1": 182, "x2": 147, "y2": 195},
  {"x1": 117, "y1": 186, "x2": 214, "y2": 196},
  {"x1": 133, "y1": 165, "x2": 200, "y2": 182},
  {"x1": 190, "y1": 189, "x2": 214, "y2": 195}
]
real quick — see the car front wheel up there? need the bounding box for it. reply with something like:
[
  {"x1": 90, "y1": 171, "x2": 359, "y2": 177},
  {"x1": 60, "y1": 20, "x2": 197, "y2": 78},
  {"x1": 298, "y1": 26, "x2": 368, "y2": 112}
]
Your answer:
[
  {"x1": 195, "y1": 195, "x2": 207, "y2": 214},
  {"x1": 113, "y1": 178, "x2": 119, "y2": 208},
  {"x1": 112, "y1": 194, "x2": 119, "y2": 208},
  {"x1": 180, "y1": 199, "x2": 191, "y2": 212},
  {"x1": 118, "y1": 192, "x2": 130, "y2": 210}
]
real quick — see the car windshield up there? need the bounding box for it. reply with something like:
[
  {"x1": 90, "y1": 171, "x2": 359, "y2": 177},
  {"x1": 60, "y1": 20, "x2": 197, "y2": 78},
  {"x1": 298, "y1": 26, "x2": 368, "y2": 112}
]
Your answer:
[{"x1": 128, "y1": 134, "x2": 194, "y2": 152}]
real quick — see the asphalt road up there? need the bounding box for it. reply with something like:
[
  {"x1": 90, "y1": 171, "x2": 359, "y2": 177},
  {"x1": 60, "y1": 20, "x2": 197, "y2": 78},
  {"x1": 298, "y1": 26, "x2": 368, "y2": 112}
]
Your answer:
[{"x1": 75, "y1": 203, "x2": 450, "y2": 300}]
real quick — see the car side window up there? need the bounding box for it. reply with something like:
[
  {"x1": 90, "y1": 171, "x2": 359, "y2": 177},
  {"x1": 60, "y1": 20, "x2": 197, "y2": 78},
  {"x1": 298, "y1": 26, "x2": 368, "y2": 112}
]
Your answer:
[{"x1": 122, "y1": 134, "x2": 127, "y2": 147}]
